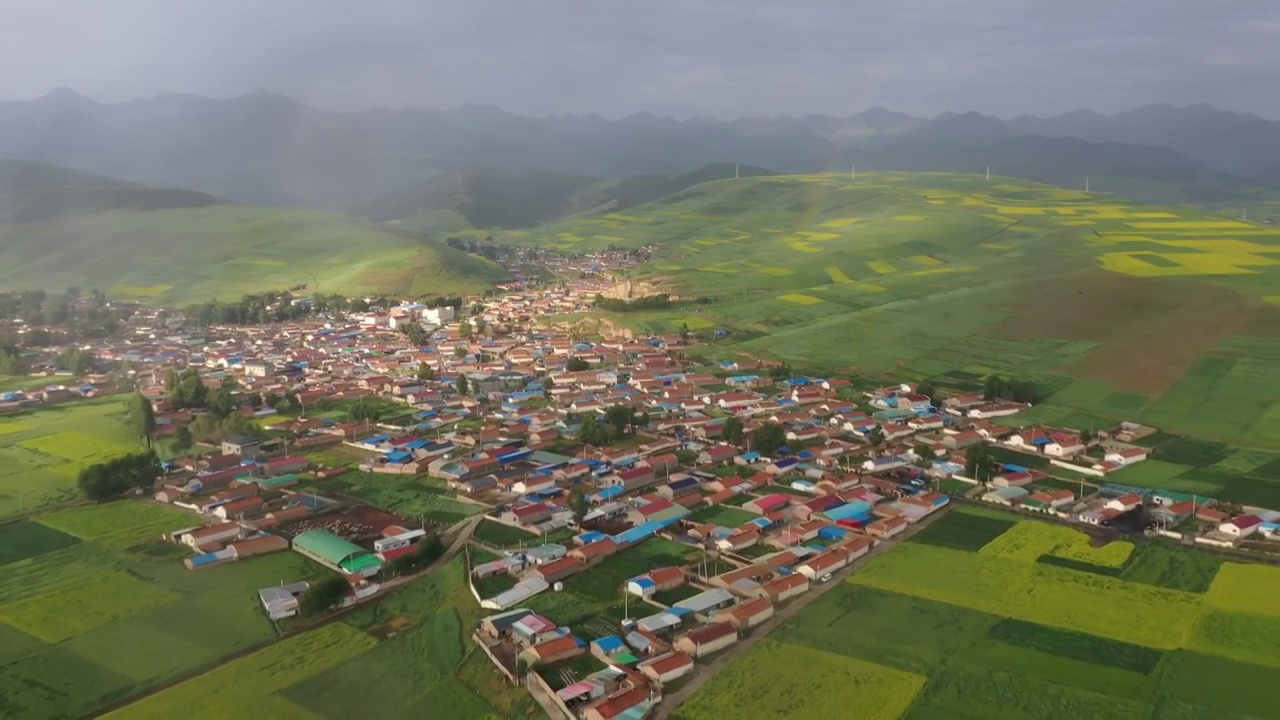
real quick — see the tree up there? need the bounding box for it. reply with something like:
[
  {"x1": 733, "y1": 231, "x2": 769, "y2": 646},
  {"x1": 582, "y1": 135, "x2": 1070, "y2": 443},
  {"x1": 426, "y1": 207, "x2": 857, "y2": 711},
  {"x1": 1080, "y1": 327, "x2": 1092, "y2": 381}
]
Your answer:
[
  {"x1": 385, "y1": 535, "x2": 445, "y2": 577},
  {"x1": 867, "y1": 426, "x2": 886, "y2": 449},
  {"x1": 565, "y1": 357, "x2": 590, "y2": 372},
  {"x1": 77, "y1": 451, "x2": 161, "y2": 501},
  {"x1": 751, "y1": 422, "x2": 786, "y2": 457},
  {"x1": 983, "y1": 375, "x2": 1041, "y2": 405},
  {"x1": 298, "y1": 576, "x2": 350, "y2": 618},
  {"x1": 454, "y1": 347, "x2": 468, "y2": 359},
  {"x1": 723, "y1": 416, "x2": 745, "y2": 444},
  {"x1": 401, "y1": 323, "x2": 429, "y2": 347},
  {"x1": 349, "y1": 397, "x2": 381, "y2": 423},
  {"x1": 455, "y1": 373, "x2": 470, "y2": 396},
  {"x1": 568, "y1": 488, "x2": 589, "y2": 525},
  {"x1": 916, "y1": 380, "x2": 935, "y2": 400},
  {"x1": 417, "y1": 362, "x2": 436, "y2": 381},
  {"x1": 768, "y1": 363, "x2": 792, "y2": 381},
  {"x1": 458, "y1": 321, "x2": 473, "y2": 338},
  {"x1": 170, "y1": 368, "x2": 209, "y2": 409},
  {"x1": 173, "y1": 425, "x2": 194, "y2": 452},
  {"x1": 1081, "y1": 428, "x2": 1095, "y2": 444},
  {"x1": 262, "y1": 391, "x2": 280, "y2": 409},
  {"x1": 579, "y1": 414, "x2": 610, "y2": 446},
  {"x1": 128, "y1": 392, "x2": 156, "y2": 447},
  {"x1": 965, "y1": 443, "x2": 995, "y2": 482},
  {"x1": 207, "y1": 384, "x2": 237, "y2": 418},
  {"x1": 604, "y1": 405, "x2": 634, "y2": 439}
]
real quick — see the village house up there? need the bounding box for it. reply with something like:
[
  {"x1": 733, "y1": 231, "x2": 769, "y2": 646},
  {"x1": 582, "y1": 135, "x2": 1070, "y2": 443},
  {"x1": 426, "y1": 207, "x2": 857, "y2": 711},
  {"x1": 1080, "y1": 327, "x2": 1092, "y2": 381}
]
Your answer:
[
  {"x1": 638, "y1": 651, "x2": 695, "y2": 685},
  {"x1": 674, "y1": 622, "x2": 738, "y2": 658},
  {"x1": 520, "y1": 635, "x2": 587, "y2": 666},
  {"x1": 723, "y1": 597, "x2": 774, "y2": 630}
]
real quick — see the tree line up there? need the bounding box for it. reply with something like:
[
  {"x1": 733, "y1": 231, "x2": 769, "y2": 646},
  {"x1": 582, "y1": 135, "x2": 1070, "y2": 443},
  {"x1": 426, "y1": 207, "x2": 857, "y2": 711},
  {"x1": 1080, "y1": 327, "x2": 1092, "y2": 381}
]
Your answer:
[
  {"x1": 983, "y1": 375, "x2": 1042, "y2": 405},
  {"x1": 576, "y1": 404, "x2": 651, "y2": 446},
  {"x1": 78, "y1": 451, "x2": 162, "y2": 501},
  {"x1": 592, "y1": 293, "x2": 671, "y2": 312}
]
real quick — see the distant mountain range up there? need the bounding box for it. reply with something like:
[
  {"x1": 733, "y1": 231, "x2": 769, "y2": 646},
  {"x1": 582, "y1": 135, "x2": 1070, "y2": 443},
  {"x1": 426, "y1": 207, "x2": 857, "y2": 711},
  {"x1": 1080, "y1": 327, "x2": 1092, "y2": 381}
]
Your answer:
[{"x1": 1, "y1": 89, "x2": 1278, "y2": 219}]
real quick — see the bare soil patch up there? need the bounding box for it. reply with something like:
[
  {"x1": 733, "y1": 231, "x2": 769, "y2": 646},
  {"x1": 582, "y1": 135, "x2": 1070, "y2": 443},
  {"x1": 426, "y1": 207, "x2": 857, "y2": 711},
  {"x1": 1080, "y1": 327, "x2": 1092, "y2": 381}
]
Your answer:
[{"x1": 993, "y1": 270, "x2": 1265, "y2": 395}]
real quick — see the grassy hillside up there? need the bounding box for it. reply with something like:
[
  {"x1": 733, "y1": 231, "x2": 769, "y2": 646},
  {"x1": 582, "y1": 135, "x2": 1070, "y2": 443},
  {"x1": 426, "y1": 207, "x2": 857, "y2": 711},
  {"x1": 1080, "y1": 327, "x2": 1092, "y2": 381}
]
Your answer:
[
  {"x1": 358, "y1": 167, "x2": 599, "y2": 229},
  {"x1": 0, "y1": 205, "x2": 509, "y2": 304},
  {"x1": 366, "y1": 163, "x2": 779, "y2": 232},
  {"x1": 524, "y1": 172, "x2": 1280, "y2": 449},
  {"x1": 0, "y1": 159, "x2": 224, "y2": 223}
]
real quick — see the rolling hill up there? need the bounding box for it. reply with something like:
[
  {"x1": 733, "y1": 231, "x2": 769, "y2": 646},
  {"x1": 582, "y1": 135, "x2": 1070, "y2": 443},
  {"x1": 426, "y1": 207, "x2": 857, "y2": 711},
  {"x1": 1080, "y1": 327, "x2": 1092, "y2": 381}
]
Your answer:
[
  {"x1": 524, "y1": 172, "x2": 1280, "y2": 450},
  {"x1": 0, "y1": 159, "x2": 224, "y2": 223},
  {"x1": 0, "y1": 160, "x2": 509, "y2": 304},
  {"x1": 359, "y1": 163, "x2": 779, "y2": 231}
]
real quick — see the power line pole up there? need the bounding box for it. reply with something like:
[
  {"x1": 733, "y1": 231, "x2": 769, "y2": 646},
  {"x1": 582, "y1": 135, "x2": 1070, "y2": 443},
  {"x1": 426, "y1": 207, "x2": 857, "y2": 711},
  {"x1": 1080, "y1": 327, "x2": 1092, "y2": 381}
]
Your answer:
[
  {"x1": 851, "y1": 162, "x2": 856, "y2": 180},
  {"x1": 985, "y1": 166, "x2": 990, "y2": 182}
]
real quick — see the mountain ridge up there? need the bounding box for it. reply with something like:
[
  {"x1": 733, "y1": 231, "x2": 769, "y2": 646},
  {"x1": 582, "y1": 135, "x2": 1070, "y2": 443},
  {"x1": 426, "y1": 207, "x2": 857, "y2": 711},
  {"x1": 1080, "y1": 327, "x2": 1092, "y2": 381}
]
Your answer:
[{"x1": 0, "y1": 90, "x2": 1276, "y2": 215}]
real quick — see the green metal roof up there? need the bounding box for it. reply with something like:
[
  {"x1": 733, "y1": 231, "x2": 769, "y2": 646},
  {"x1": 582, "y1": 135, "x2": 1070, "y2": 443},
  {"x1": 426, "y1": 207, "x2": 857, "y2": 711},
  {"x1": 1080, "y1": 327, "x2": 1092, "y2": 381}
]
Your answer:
[{"x1": 293, "y1": 529, "x2": 368, "y2": 565}]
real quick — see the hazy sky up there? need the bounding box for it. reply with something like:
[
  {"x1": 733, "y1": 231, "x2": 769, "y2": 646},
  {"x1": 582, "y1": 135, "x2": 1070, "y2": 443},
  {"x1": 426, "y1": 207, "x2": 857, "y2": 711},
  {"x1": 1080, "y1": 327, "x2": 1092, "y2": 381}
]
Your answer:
[{"x1": 4, "y1": 0, "x2": 1279, "y2": 119}]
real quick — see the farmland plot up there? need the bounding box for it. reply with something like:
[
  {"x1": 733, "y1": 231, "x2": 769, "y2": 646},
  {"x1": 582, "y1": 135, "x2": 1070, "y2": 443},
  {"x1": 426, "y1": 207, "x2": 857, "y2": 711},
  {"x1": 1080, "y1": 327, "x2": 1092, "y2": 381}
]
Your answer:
[
  {"x1": 672, "y1": 640, "x2": 925, "y2": 720},
  {"x1": 104, "y1": 624, "x2": 377, "y2": 719}
]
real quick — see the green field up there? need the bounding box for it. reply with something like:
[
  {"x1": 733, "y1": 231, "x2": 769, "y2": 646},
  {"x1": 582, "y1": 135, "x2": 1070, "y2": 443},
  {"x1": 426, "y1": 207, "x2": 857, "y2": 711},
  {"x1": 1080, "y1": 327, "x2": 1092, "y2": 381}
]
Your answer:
[
  {"x1": 687, "y1": 504, "x2": 759, "y2": 528},
  {"x1": 0, "y1": 205, "x2": 509, "y2": 304},
  {"x1": 471, "y1": 518, "x2": 538, "y2": 547},
  {"x1": 520, "y1": 172, "x2": 1280, "y2": 459},
  {"x1": 681, "y1": 510, "x2": 1280, "y2": 718},
  {"x1": 308, "y1": 472, "x2": 486, "y2": 526},
  {"x1": 0, "y1": 397, "x2": 142, "y2": 519},
  {"x1": 0, "y1": 495, "x2": 334, "y2": 719},
  {"x1": 105, "y1": 556, "x2": 555, "y2": 719}
]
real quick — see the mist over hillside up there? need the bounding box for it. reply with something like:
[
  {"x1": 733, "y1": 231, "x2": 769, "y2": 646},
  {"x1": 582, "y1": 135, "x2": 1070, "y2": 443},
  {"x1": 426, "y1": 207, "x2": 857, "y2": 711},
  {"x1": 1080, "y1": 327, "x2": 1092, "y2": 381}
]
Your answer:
[{"x1": 1, "y1": 90, "x2": 1277, "y2": 217}]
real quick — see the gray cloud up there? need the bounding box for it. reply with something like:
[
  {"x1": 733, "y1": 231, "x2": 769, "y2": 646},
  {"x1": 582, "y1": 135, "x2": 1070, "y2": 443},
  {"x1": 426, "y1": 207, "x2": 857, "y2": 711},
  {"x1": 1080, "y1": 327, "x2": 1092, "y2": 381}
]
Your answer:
[{"x1": 2, "y1": 0, "x2": 1277, "y2": 118}]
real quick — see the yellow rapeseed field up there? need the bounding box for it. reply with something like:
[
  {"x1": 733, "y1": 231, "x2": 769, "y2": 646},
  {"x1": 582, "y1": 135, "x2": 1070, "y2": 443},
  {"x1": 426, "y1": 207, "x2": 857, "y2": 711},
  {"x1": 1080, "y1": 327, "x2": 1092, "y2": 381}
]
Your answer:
[
  {"x1": 777, "y1": 293, "x2": 824, "y2": 305},
  {"x1": 980, "y1": 522, "x2": 1134, "y2": 568},
  {"x1": 1205, "y1": 563, "x2": 1280, "y2": 618},
  {"x1": 824, "y1": 266, "x2": 853, "y2": 283}
]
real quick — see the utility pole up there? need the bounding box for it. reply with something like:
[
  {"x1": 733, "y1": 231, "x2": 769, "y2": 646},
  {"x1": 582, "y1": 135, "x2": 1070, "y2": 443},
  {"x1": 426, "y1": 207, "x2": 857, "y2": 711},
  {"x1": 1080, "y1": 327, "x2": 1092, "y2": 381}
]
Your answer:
[
  {"x1": 734, "y1": 163, "x2": 740, "y2": 179},
  {"x1": 986, "y1": 166, "x2": 990, "y2": 182},
  {"x1": 851, "y1": 162, "x2": 856, "y2": 180},
  {"x1": 1085, "y1": 177, "x2": 1090, "y2": 193}
]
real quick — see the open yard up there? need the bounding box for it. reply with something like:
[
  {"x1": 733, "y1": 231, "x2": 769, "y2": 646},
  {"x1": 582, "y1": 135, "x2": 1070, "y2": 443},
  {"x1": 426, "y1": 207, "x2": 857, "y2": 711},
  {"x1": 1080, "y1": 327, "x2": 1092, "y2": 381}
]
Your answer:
[
  {"x1": 472, "y1": 518, "x2": 537, "y2": 547},
  {"x1": 681, "y1": 506, "x2": 1280, "y2": 718}
]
